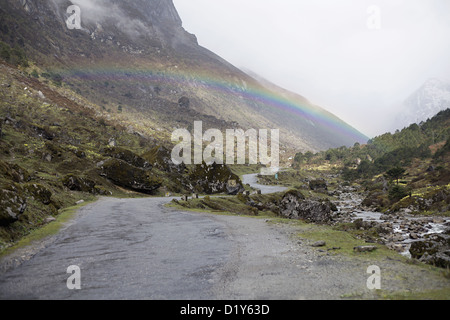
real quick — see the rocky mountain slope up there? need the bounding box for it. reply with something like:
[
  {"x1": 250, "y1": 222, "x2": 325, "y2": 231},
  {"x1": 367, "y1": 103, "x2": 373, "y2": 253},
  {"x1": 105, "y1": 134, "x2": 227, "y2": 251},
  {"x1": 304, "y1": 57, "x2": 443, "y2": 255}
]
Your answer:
[
  {"x1": 0, "y1": 0, "x2": 367, "y2": 153},
  {"x1": 393, "y1": 78, "x2": 450, "y2": 132}
]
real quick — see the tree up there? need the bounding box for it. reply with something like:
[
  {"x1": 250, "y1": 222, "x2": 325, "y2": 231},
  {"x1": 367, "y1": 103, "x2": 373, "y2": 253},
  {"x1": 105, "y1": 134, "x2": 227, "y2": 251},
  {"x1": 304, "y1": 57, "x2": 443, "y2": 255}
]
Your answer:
[{"x1": 386, "y1": 167, "x2": 406, "y2": 185}]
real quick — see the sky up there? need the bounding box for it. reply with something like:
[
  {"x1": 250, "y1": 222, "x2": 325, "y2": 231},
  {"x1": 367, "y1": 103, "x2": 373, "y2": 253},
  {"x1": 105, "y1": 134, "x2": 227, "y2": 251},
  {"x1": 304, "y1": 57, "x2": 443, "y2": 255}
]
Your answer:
[{"x1": 173, "y1": 0, "x2": 450, "y2": 137}]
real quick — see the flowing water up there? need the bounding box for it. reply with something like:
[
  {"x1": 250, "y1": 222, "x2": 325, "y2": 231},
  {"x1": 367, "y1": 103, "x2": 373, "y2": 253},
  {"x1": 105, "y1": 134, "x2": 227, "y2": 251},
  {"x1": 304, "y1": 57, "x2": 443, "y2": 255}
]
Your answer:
[{"x1": 336, "y1": 191, "x2": 449, "y2": 257}]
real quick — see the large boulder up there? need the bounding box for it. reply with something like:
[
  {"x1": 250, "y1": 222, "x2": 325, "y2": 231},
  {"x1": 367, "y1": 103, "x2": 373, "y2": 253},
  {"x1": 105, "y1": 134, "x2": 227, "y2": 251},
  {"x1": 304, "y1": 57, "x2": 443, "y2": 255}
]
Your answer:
[
  {"x1": 410, "y1": 234, "x2": 450, "y2": 269},
  {"x1": 24, "y1": 183, "x2": 52, "y2": 205},
  {"x1": 62, "y1": 174, "x2": 97, "y2": 193},
  {"x1": 188, "y1": 162, "x2": 244, "y2": 195},
  {"x1": 309, "y1": 179, "x2": 328, "y2": 191},
  {"x1": 141, "y1": 145, "x2": 185, "y2": 173},
  {"x1": 103, "y1": 147, "x2": 151, "y2": 169},
  {"x1": 0, "y1": 184, "x2": 27, "y2": 226},
  {"x1": 279, "y1": 190, "x2": 337, "y2": 224},
  {"x1": 100, "y1": 159, "x2": 161, "y2": 194}
]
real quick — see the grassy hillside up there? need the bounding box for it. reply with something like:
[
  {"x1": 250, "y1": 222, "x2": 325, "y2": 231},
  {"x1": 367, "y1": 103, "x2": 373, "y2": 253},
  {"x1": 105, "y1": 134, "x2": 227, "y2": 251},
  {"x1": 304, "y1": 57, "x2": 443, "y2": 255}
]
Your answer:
[{"x1": 0, "y1": 60, "x2": 244, "y2": 251}]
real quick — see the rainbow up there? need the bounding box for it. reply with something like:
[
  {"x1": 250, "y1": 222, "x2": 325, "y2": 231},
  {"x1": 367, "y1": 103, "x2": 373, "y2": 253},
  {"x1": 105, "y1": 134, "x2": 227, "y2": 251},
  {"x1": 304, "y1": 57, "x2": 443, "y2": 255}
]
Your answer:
[{"x1": 48, "y1": 62, "x2": 369, "y2": 145}]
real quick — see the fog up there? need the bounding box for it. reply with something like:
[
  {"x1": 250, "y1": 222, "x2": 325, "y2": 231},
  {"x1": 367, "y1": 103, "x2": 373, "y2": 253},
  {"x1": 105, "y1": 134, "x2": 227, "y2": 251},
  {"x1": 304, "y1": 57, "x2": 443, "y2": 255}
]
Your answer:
[{"x1": 174, "y1": 0, "x2": 450, "y2": 137}]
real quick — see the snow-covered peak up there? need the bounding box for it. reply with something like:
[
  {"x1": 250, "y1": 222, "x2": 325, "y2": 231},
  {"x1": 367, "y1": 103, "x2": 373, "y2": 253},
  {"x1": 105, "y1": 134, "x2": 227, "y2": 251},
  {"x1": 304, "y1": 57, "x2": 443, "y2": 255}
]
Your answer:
[{"x1": 395, "y1": 78, "x2": 450, "y2": 129}]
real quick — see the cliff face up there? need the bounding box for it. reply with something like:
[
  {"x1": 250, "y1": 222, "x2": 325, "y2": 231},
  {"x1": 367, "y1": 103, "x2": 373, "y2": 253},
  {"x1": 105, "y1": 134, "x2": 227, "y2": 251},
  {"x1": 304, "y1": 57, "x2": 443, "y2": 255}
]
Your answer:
[{"x1": 10, "y1": 0, "x2": 196, "y2": 50}]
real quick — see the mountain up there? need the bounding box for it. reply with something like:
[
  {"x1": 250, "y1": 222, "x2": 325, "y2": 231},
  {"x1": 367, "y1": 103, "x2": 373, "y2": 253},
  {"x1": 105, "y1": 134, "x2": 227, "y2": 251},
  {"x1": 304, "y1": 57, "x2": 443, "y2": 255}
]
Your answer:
[
  {"x1": 0, "y1": 0, "x2": 368, "y2": 153},
  {"x1": 393, "y1": 78, "x2": 450, "y2": 131}
]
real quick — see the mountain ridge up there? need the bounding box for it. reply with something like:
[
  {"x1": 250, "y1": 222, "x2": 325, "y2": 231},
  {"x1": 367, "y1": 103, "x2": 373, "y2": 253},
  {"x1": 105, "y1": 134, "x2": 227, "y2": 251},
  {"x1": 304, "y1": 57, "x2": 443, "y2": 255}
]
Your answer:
[
  {"x1": 392, "y1": 78, "x2": 450, "y2": 133},
  {"x1": 1, "y1": 0, "x2": 368, "y2": 153}
]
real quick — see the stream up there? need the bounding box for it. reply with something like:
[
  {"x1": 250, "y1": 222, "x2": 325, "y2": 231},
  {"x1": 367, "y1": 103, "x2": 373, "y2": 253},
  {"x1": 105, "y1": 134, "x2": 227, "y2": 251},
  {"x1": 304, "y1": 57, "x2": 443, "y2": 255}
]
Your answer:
[{"x1": 335, "y1": 190, "x2": 450, "y2": 257}]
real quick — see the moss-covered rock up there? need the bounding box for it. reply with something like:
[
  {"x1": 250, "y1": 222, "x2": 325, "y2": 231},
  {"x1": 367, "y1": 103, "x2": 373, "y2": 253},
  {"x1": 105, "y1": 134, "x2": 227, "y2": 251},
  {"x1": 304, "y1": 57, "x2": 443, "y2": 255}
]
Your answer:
[
  {"x1": 410, "y1": 234, "x2": 450, "y2": 268},
  {"x1": 0, "y1": 160, "x2": 30, "y2": 183},
  {"x1": 103, "y1": 146, "x2": 151, "y2": 169},
  {"x1": 279, "y1": 189, "x2": 337, "y2": 224},
  {"x1": 100, "y1": 159, "x2": 161, "y2": 194},
  {"x1": 0, "y1": 184, "x2": 27, "y2": 226},
  {"x1": 62, "y1": 174, "x2": 96, "y2": 193},
  {"x1": 141, "y1": 145, "x2": 184, "y2": 173},
  {"x1": 24, "y1": 183, "x2": 52, "y2": 205},
  {"x1": 309, "y1": 179, "x2": 328, "y2": 191},
  {"x1": 188, "y1": 162, "x2": 244, "y2": 195}
]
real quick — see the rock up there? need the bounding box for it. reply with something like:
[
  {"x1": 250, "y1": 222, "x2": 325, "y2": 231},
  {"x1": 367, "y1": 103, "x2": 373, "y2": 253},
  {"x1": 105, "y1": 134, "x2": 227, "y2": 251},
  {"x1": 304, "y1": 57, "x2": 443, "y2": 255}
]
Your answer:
[
  {"x1": 387, "y1": 243, "x2": 406, "y2": 253},
  {"x1": 0, "y1": 184, "x2": 27, "y2": 226},
  {"x1": 410, "y1": 233, "x2": 419, "y2": 240},
  {"x1": 188, "y1": 162, "x2": 244, "y2": 195},
  {"x1": 62, "y1": 174, "x2": 96, "y2": 193},
  {"x1": 76, "y1": 200, "x2": 85, "y2": 205},
  {"x1": 0, "y1": 160, "x2": 31, "y2": 183},
  {"x1": 24, "y1": 183, "x2": 52, "y2": 205},
  {"x1": 309, "y1": 179, "x2": 328, "y2": 191},
  {"x1": 353, "y1": 218, "x2": 376, "y2": 231},
  {"x1": 419, "y1": 252, "x2": 450, "y2": 269},
  {"x1": 279, "y1": 190, "x2": 336, "y2": 224},
  {"x1": 45, "y1": 217, "x2": 56, "y2": 223},
  {"x1": 353, "y1": 246, "x2": 377, "y2": 253},
  {"x1": 410, "y1": 234, "x2": 449, "y2": 261},
  {"x1": 100, "y1": 159, "x2": 162, "y2": 194},
  {"x1": 141, "y1": 145, "x2": 184, "y2": 173},
  {"x1": 432, "y1": 217, "x2": 445, "y2": 224},
  {"x1": 103, "y1": 146, "x2": 151, "y2": 169},
  {"x1": 108, "y1": 138, "x2": 117, "y2": 147},
  {"x1": 311, "y1": 241, "x2": 326, "y2": 247}
]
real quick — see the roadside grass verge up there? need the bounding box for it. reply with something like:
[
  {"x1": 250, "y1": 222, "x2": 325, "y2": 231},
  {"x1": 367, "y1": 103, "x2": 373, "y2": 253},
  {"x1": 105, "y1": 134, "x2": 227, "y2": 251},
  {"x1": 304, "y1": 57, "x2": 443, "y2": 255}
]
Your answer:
[{"x1": 0, "y1": 197, "x2": 97, "y2": 259}]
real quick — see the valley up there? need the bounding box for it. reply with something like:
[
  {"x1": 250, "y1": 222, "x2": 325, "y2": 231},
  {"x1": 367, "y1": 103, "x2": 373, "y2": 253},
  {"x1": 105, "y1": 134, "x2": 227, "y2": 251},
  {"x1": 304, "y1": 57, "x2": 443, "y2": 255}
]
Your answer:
[{"x1": 0, "y1": 0, "x2": 449, "y2": 301}]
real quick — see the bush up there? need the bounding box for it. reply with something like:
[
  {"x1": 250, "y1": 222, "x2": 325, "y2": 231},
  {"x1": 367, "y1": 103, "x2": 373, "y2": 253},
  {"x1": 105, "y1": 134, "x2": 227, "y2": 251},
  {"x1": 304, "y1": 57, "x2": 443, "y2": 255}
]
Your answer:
[{"x1": 389, "y1": 185, "x2": 408, "y2": 202}]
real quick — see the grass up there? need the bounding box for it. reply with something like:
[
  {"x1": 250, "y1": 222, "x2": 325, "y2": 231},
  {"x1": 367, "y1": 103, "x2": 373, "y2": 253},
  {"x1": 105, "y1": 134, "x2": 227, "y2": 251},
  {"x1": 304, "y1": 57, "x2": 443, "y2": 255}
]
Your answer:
[
  {"x1": 228, "y1": 164, "x2": 263, "y2": 179},
  {"x1": 0, "y1": 197, "x2": 97, "y2": 258},
  {"x1": 293, "y1": 222, "x2": 404, "y2": 260}
]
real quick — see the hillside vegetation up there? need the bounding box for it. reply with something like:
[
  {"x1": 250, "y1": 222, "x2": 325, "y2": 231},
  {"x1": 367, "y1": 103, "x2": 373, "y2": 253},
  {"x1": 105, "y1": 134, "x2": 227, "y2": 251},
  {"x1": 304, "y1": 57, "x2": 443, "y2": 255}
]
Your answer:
[
  {"x1": 0, "y1": 61, "x2": 243, "y2": 251},
  {"x1": 293, "y1": 109, "x2": 450, "y2": 214}
]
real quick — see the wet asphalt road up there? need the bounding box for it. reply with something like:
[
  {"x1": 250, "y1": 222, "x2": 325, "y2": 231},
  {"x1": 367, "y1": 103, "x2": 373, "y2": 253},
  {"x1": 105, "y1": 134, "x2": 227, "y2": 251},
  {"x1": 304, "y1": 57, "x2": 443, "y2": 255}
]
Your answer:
[
  {"x1": 0, "y1": 197, "x2": 231, "y2": 300},
  {"x1": 0, "y1": 174, "x2": 280, "y2": 300}
]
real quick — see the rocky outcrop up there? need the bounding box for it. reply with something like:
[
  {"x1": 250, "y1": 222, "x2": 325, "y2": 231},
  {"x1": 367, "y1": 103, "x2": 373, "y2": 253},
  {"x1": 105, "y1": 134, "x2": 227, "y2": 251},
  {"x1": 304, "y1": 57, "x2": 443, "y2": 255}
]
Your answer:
[
  {"x1": 0, "y1": 184, "x2": 27, "y2": 226},
  {"x1": 141, "y1": 145, "x2": 184, "y2": 173},
  {"x1": 24, "y1": 183, "x2": 52, "y2": 205},
  {"x1": 0, "y1": 160, "x2": 30, "y2": 183},
  {"x1": 188, "y1": 162, "x2": 244, "y2": 195},
  {"x1": 100, "y1": 159, "x2": 161, "y2": 194},
  {"x1": 62, "y1": 174, "x2": 96, "y2": 193},
  {"x1": 410, "y1": 233, "x2": 450, "y2": 269},
  {"x1": 279, "y1": 190, "x2": 337, "y2": 224},
  {"x1": 103, "y1": 147, "x2": 151, "y2": 169}
]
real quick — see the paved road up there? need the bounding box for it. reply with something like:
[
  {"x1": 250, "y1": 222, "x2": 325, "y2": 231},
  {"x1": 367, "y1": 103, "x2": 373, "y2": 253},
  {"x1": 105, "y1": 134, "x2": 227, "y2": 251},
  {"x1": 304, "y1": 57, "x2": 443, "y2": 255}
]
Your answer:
[
  {"x1": 0, "y1": 175, "x2": 448, "y2": 299},
  {"x1": 242, "y1": 173, "x2": 287, "y2": 195}
]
